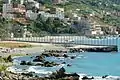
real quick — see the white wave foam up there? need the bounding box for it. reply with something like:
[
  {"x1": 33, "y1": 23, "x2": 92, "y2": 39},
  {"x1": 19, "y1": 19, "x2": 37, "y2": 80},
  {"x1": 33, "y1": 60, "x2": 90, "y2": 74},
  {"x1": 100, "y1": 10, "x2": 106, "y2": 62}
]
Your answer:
[
  {"x1": 77, "y1": 73, "x2": 120, "y2": 80},
  {"x1": 7, "y1": 66, "x2": 120, "y2": 80},
  {"x1": 7, "y1": 66, "x2": 24, "y2": 73},
  {"x1": 26, "y1": 66, "x2": 52, "y2": 74}
]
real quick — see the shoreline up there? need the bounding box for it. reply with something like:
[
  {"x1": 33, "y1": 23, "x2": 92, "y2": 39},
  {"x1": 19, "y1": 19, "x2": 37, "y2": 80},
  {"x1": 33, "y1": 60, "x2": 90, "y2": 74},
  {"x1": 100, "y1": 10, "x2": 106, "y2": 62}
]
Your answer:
[
  {"x1": 5, "y1": 52, "x2": 120, "y2": 80},
  {"x1": 6, "y1": 66, "x2": 120, "y2": 80},
  {"x1": 0, "y1": 41, "x2": 120, "y2": 80}
]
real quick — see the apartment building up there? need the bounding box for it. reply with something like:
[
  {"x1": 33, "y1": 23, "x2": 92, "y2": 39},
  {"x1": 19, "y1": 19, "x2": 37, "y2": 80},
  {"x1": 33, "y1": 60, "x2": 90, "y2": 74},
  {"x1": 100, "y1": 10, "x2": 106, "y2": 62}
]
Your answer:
[
  {"x1": 2, "y1": 4, "x2": 14, "y2": 19},
  {"x1": 52, "y1": 0, "x2": 66, "y2": 4}
]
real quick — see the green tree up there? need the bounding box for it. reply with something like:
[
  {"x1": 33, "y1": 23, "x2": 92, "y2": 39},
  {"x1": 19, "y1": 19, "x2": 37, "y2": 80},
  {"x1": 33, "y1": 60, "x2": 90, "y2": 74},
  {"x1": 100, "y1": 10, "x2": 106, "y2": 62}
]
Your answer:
[{"x1": 0, "y1": 17, "x2": 9, "y2": 39}]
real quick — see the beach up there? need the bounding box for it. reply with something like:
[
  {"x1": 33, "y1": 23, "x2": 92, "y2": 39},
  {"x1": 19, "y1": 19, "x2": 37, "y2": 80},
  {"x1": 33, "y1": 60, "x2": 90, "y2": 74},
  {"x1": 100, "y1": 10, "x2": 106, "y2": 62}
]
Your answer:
[
  {"x1": 5, "y1": 52, "x2": 120, "y2": 80},
  {"x1": 0, "y1": 41, "x2": 65, "y2": 57},
  {"x1": 0, "y1": 40, "x2": 120, "y2": 80}
]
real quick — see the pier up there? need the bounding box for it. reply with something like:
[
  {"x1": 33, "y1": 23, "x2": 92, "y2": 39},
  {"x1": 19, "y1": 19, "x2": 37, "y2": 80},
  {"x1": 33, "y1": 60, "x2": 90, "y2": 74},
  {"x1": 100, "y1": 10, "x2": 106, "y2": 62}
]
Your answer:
[{"x1": 68, "y1": 45, "x2": 117, "y2": 52}]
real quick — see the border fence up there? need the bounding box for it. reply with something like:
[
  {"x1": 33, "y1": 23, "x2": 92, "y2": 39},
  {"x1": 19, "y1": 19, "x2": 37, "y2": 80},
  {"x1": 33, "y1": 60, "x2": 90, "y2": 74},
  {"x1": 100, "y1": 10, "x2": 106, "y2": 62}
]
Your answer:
[{"x1": 6, "y1": 35, "x2": 120, "y2": 52}]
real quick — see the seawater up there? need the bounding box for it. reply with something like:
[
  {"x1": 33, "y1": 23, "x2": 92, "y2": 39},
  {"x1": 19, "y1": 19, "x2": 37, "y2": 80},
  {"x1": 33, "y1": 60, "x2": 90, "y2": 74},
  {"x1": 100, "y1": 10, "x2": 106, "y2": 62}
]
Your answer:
[
  {"x1": 11, "y1": 37, "x2": 120, "y2": 76},
  {"x1": 12, "y1": 52, "x2": 120, "y2": 76},
  {"x1": 65, "y1": 52, "x2": 120, "y2": 76}
]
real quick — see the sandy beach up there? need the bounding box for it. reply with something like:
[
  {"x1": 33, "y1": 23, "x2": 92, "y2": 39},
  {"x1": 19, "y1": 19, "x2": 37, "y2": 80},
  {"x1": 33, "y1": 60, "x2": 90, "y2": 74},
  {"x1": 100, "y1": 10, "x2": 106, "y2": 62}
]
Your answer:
[{"x1": 0, "y1": 41, "x2": 65, "y2": 57}]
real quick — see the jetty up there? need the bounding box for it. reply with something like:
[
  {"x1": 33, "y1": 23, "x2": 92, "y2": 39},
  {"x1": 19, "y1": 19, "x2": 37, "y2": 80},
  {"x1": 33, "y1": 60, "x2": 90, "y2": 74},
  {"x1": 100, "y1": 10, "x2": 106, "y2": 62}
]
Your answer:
[{"x1": 67, "y1": 45, "x2": 117, "y2": 52}]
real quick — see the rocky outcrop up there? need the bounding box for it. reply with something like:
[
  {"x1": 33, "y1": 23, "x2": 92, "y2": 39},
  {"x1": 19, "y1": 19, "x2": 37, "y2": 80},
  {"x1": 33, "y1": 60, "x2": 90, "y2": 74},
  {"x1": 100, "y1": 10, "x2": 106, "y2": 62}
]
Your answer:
[
  {"x1": 20, "y1": 61, "x2": 33, "y2": 65},
  {"x1": 0, "y1": 68, "x2": 80, "y2": 80},
  {"x1": 82, "y1": 76, "x2": 94, "y2": 80},
  {"x1": 49, "y1": 67, "x2": 80, "y2": 80},
  {"x1": 32, "y1": 52, "x2": 71, "y2": 67}
]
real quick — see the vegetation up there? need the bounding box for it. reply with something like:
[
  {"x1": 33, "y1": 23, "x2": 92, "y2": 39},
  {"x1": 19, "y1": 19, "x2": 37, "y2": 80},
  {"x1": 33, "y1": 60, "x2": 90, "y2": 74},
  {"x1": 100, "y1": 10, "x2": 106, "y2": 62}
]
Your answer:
[
  {"x1": 28, "y1": 15, "x2": 76, "y2": 36},
  {"x1": 0, "y1": 56, "x2": 13, "y2": 71},
  {"x1": 25, "y1": 0, "x2": 120, "y2": 36},
  {"x1": 64, "y1": 0, "x2": 120, "y2": 26},
  {"x1": 0, "y1": 42, "x2": 32, "y2": 48},
  {"x1": 0, "y1": 65, "x2": 7, "y2": 71},
  {"x1": 0, "y1": 0, "x2": 3, "y2": 12},
  {"x1": 43, "y1": 0, "x2": 120, "y2": 27},
  {"x1": 0, "y1": 55, "x2": 13, "y2": 63},
  {"x1": 0, "y1": 0, "x2": 119, "y2": 37},
  {"x1": 0, "y1": 17, "x2": 9, "y2": 39}
]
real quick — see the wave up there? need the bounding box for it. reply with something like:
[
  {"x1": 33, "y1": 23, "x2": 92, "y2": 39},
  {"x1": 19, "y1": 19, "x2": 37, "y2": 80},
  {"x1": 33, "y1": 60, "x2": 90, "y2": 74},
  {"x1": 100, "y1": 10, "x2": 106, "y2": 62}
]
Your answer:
[
  {"x1": 7, "y1": 66, "x2": 120, "y2": 80},
  {"x1": 26, "y1": 66, "x2": 52, "y2": 74},
  {"x1": 78, "y1": 73, "x2": 120, "y2": 80}
]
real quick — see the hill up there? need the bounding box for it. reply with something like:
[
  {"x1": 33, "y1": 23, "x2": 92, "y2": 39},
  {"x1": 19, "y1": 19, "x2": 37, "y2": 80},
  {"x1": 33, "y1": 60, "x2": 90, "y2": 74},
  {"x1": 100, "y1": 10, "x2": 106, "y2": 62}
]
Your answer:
[{"x1": 44, "y1": 0, "x2": 120, "y2": 26}]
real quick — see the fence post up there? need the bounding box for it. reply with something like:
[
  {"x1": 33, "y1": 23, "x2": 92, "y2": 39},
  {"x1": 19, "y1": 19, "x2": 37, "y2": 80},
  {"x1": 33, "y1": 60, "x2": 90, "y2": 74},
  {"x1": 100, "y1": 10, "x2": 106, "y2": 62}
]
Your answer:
[{"x1": 117, "y1": 37, "x2": 120, "y2": 52}]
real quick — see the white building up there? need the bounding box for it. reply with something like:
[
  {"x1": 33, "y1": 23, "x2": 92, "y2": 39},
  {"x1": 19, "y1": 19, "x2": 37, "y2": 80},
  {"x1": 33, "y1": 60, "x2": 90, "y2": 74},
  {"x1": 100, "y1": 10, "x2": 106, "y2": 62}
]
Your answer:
[
  {"x1": 109, "y1": 26, "x2": 118, "y2": 35},
  {"x1": 52, "y1": 0, "x2": 67, "y2": 4},
  {"x1": 20, "y1": 0, "x2": 24, "y2": 4},
  {"x1": 39, "y1": 8, "x2": 64, "y2": 20},
  {"x1": 85, "y1": 25, "x2": 104, "y2": 36},
  {"x1": 26, "y1": 10, "x2": 38, "y2": 20},
  {"x1": 2, "y1": 4, "x2": 14, "y2": 19},
  {"x1": 56, "y1": 8, "x2": 64, "y2": 19},
  {"x1": 91, "y1": 27, "x2": 104, "y2": 35}
]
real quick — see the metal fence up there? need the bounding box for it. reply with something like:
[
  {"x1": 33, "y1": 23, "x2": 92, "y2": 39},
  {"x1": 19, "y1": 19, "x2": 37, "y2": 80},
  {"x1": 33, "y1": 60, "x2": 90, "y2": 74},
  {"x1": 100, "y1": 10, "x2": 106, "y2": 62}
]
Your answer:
[{"x1": 6, "y1": 35, "x2": 120, "y2": 52}]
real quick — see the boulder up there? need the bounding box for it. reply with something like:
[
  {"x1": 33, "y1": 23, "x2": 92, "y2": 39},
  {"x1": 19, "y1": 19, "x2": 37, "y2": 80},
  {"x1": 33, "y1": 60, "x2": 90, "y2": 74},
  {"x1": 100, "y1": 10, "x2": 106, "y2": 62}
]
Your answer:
[
  {"x1": 71, "y1": 56, "x2": 76, "y2": 59},
  {"x1": 20, "y1": 61, "x2": 26, "y2": 65},
  {"x1": 67, "y1": 64, "x2": 72, "y2": 67},
  {"x1": 63, "y1": 54, "x2": 69, "y2": 58}
]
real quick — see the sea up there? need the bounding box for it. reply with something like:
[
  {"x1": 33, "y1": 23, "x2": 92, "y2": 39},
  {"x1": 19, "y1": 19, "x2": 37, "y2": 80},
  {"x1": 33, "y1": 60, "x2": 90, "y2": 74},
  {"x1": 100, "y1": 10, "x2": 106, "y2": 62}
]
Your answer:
[
  {"x1": 8, "y1": 36, "x2": 120, "y2": 78},
  {"x1": 11, "y1": 52, "x2": 120, "y2": 77}
]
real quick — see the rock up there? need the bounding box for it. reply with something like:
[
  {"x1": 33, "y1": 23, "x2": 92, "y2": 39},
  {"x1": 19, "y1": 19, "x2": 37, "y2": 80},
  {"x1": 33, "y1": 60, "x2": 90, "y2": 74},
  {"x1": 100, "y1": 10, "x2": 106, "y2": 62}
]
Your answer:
[
  {"x1": 20, "y1": 61, "x2": 33, "y2": 65},
  {"x1": 30, "y1": 57, "x2": 33, "y2": 58},
  {"x1": 7, "y1": 55, "x2": 13, "y2": 62},
  {"x1": 59, "y1": 67, "x2": 66, "y2": 74},
  {"x1": 102, "y1": 75, "x2": 109, "y2": 78},
  {"x1": 67, "y1": 64, "x2": 72, "y2": 67},
  {"x1": 33, "y1": 57, "x2": 45, "y2": 62},
  {"x1": 62, "y1": 62, "x2": 66, "y2": 64},
  {"x1": 53, "y1": 54, "x2": 61, "y2": 57},
  {"x1": 82, "y1": 76, "x2": 94, "y2": 80},
  {"x1": 71, "y1": 56, "x2": 76, "y2": 59},
  {"x1": 63, "y1": 54, "x2": 69, "y2": 58},
  {"x1": 43, "y1": 61, "x2": 59, "y2": 67},
  {"x1": 82, "y1": 76, "x2": 89, "y2": 79},
  {"x1": 21, "y1": 72, "x2": 33, "y2": 77},
  {"x1": 35, "y1": 63, "x2": 42, "y2": 66},
  {"x1": 49, "y1": 68, "x2": 80, "y2": 80},
  {"x1": 26, "y1": 61, "x2": 33, "y2": 65},
  {"x1": 41, "y1": 53, "x2": 51, "y2": 57},
  {"x1": 20, "y1": 61, "x2": 26, "y2": 65}
]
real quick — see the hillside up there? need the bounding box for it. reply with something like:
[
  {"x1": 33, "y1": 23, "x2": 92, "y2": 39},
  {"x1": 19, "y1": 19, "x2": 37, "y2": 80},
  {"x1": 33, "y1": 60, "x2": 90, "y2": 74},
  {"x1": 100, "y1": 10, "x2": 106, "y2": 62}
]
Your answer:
[
  {"x1": 67, "y1": 0, "x2": 120, "y2": 26},
  {"x1": 0, "y1": 0, "x2": 120, "y2": 38},
  {"x1": 45, "y1": 0, "x2": 120, "y2": 26}
]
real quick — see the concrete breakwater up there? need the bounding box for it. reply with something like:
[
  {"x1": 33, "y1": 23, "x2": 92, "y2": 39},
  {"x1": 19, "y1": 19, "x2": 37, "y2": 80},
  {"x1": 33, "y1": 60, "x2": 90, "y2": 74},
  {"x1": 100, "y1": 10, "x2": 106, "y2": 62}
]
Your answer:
[
  {"x1": 45, "y1": 45, "x2": 118, "y2": 53},
  {"x1": 68, "y1": 45, "x2": 118, "y2": 52}
]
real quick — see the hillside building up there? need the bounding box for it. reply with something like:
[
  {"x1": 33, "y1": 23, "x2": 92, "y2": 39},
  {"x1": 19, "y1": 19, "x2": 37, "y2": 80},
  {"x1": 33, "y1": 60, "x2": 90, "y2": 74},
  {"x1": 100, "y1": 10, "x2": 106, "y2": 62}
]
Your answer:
[{"x1": 52, "y1": 0, "x2": 66, "y2": 4}]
